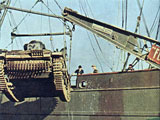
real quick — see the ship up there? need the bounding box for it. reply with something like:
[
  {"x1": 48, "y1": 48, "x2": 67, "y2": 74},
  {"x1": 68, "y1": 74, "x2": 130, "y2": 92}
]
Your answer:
[{"x1": 0, "y1": 0, "x2": 160, "y2": 120}]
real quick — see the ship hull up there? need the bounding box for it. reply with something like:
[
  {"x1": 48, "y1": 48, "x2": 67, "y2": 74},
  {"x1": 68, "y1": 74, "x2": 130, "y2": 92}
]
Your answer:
[{"x1": 0, "y1": 69, "x2": 160, "y2": 120}]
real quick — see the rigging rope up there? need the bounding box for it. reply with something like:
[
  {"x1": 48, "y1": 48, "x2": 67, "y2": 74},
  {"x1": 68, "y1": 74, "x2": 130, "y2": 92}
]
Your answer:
[
  {"x1": 13, "y1": 0, "x2": 18, "y2": 6},
  {"x1": 150, "y1": 6, "x2": 160, "y2": 35},
  {"x1": 87, "y1": 32, "x2": 104, "y2": 72},
  {"x1": 80, "y1": 0, "x2": 108, "y2": 72},
  {"x1": 41, "y1": 0, "x2": 73, "y2": 73},
  {"x1": 93, "y1": 34, "x2": 113, "y2": 71},
  {"x1": 54, "y1": 0, "x2": 63, "y2": 11},
  {"x1": 125, "y1": 0, "x2": 128, "y2": 30},
  {"x1": 7, "y1": 11, "x2": 22, "y2": 49},
  {"x1": 68, "y1": 31, "x2": 72, "y2": 73},
  {"x1": 47, "y1": 0, "x2": 54, "y2": 51},
  {"x1": 85, "y1": 0, "x2": 94, "y2": 17},
  {"x1": 134, "y1": 0, "x2": 149, "y2": 54},
  {"x1": 40, "y1": 1, "x2": 43, "y2": 40},
  {"x1": 135, "y1": 0, "x2": 144, "y2": 33},
  {"x1": 14, "y1": 0, "x2": 39, "y2": 30},
  {"x1": 137, "y1": 0, "x2": 150, "y2": 37},
  {"x1": 155, "y1": 9, "x2": 160, "y2": 40},
  {"x1": 79, "y1": 1, "x2": 104, "y2": 72},
  {"x1": 18, "y1": 0, "x2": 29, "y2": 33},
  {"x1": 41, "y1": 1, "x2": 72, "y2": 32},
  {"x1": 80, "y1": 0, "x2": 114, "y2": 71},
  {"x1": 122, "y1": 0, "x2": 124, "y2": 28}
]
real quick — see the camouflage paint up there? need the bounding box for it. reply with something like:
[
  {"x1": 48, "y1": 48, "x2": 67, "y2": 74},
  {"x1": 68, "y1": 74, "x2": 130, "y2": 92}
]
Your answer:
[{"x1": 0, "y1": 69, "x2": 160, "y2": 120}]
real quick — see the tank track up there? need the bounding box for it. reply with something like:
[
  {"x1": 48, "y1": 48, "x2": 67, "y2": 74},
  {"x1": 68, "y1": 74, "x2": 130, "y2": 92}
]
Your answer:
[
  {"x1": 0, "y1": 55, "x2": 71, "y2": 102},
  {"x1": 0, "y1": 59, "x2": 19, "y2": 102},
  {"x1": 53, "y1": 57, "x2": 71, "y2": 102}
]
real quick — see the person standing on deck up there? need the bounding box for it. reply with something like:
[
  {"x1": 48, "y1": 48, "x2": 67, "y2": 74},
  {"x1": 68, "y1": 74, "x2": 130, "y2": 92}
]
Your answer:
[
  {"x1": 75, "y1": 65, "x2": 84, "y2": 75},
  {"x1": 91, "y1": 65, "x2": 98, "y2": 73},
  {"x1": 127, "y1": 64, "x2": 134, "y2": 71}
]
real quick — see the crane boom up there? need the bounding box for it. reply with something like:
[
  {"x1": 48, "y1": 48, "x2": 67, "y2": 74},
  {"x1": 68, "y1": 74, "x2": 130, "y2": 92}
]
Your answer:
[{"x1": 62, "y1": 7, "x2": 160, "y2": 69}]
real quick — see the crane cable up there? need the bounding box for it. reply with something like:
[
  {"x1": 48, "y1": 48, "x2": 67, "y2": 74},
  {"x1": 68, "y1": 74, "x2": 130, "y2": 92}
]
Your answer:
[
  {"x1": 47, "y1": 0, "x2": 54, "y2": 51},
  {"x1": 52, "y1": 0, "x2": 73, "y2": 72}
]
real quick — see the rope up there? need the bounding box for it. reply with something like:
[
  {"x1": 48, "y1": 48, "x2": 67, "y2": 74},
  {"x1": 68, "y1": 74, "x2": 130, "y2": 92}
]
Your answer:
[
  {"x1": 18, "y1": 0, "x2": 29, "y2": 33},
  {"x1": 41, "y1": 1, "x2": 72, "y2": 31},
  {"x1": 125, "y1": 0, "x2": 128, "y2": 30},
  {"x1": 85, "y1": 0, "x2": 94, "y2": 17},
  {"x1": 150, "y1": 6, "x2": 160, "y2": 35},
  {"x1": 14, "y1": 0, "x2": 39, "y2": 30},
  {"x1": 155, "y1": 4, "x2": 160, "y2": 40},
  {"x1": 137, "y1": 0, "x2": 150, "y2": 37},
  {"x1": 40, "y1": 1, "x2": 43, "y2": 40},
  {"x1": 47, "y1": 0, "x2": 54, "y2": 51},
  {"x1": 87, "y1": 32, "x2": 104, "y2": 72},
  {"x1": 63, "y1": 22, "x2": 67, "y2": 61},
  {"x1": 69, "y1": 31, "x2": 72, "y2": 72},
  {"x1": 13, "y1": 0, "x2": 18, "y2": 6},
  {"x1": 54, "y1": 0, "x2": 63, "y2": 11},
  {"x1": 116, "y1": 49, "x2": 122, "y2": 70},
  {"x1": 122, "y1": 0, "x2": 124, "y2": 28},
  {"x1": 9, "y1": 11, "x2": 24, "y2": 48},
  {"x1": 135, "y1": 0, "x2": 144, "y2": 33},
  {"x1": 80, "y1": 0, "x2": 114, "y2": 71},
  {"x1": 79, "y1": 0, "x2": 105, "y2": 72},
  {"x1": 93, "y1": 34, "x2": 113, "y2": 71},
  {"x1": 79, "y1": 0, "x2": 88, "y2": 16}
]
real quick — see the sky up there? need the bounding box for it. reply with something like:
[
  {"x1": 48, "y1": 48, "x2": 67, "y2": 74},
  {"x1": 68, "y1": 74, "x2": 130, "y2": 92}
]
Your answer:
[{"x1": 0, "y1": 0, "x2": 160, "y2": 75}]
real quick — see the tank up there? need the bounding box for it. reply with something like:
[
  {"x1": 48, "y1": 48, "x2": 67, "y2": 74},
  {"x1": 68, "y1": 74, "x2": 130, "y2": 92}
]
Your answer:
[{"x1": 0, "y1": 40, "x2": 71, "y2": 102}]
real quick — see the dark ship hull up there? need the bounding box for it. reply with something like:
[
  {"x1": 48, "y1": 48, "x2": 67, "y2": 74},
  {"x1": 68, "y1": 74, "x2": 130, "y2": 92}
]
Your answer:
[{"x1": 0, "y1": 69, "x2": 159, "y2": 120}]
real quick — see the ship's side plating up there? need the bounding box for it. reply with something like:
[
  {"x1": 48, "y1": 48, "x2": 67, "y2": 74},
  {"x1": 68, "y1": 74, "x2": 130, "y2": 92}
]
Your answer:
[{"x1": 0, "y1": 69, "x2": 159, "y2": 120}]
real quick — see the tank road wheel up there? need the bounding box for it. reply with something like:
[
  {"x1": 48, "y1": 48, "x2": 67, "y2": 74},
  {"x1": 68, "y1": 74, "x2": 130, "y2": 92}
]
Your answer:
[
  {"x1": 53, "y1": 57, "x2": 71, "y2": 102},
  {"x1": 0, "y1": 60, "x2": 20, "y2": 102}
]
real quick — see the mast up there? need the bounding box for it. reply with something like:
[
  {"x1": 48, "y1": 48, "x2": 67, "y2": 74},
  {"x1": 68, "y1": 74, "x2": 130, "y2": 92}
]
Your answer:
[{"x1": 0, "y1": 0, "x2": 11, "y2": 28}]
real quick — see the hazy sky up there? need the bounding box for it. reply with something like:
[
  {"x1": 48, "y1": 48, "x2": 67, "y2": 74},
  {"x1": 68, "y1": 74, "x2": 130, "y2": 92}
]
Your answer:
[{"x1": 0, "y1": 0, "x2": 160, "y2": 74}]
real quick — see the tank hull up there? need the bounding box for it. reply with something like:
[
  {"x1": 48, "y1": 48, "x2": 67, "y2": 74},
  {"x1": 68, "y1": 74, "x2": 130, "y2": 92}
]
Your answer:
[
  {"x1": 0, "y1": 69, "x2": 160, "y2": 120},
  {"x1": 0, "y1": 49, "x2": 71, "y2": 102}
]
